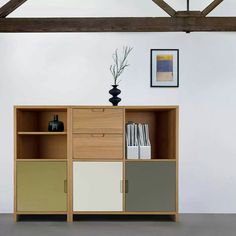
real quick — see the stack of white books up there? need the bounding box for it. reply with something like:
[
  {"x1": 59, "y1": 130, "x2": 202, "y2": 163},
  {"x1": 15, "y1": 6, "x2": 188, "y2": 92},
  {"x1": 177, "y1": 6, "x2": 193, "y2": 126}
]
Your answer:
[{"x1": 126, "y1": 122, "x2": 151, "y2": 159}]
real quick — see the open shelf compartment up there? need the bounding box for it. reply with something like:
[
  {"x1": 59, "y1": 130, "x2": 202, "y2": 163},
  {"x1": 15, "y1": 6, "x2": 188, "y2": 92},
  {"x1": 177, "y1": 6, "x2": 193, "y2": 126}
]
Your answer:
[
  {"x1": 17, "y1": 134, "x2": 67, "y2": 160},
  {"x1": 16, "y1": 108, "x2": 67, "y2": 132},
  {"x1": 16, "y1": 107, "x2": 68, "y2": 160},
  {"x1": 125, "y1": 108, "x2": 177, "y2": 160}
]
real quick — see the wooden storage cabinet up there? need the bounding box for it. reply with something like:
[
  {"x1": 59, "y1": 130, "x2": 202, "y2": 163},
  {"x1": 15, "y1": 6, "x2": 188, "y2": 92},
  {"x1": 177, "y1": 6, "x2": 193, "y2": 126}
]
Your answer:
[
  {"x1": 14, "y1": 106, "x2": 179, "y2": 222},
  {"x1": 125, "y1": 162, "x2": 176, "y2": 212},
  {"x1": 73, "y1": 161, "x2": 123, "y2": 212},
  {"x1": 16, "y1": 161, "x2": 67, "y2": 212}
]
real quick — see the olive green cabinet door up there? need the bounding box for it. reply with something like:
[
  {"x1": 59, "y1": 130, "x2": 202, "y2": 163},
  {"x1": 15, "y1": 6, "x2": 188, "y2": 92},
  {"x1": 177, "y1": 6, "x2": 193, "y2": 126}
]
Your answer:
[
  {"x1": 16, "y1": 162, "x2": 67, "y2": 212},
  {"x1": 125, "y1": 162, "x2": 176, "y2": 212}
]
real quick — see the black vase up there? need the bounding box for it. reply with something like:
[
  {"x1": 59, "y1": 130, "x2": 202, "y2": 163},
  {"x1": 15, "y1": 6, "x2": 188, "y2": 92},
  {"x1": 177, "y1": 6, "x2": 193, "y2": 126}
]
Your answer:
[
  {"x1": 109, "y1": 85, "x2": 121, "y2": 106},
  {"x1": 48, "y1": 115, "x2": 64, "y2": 132}
]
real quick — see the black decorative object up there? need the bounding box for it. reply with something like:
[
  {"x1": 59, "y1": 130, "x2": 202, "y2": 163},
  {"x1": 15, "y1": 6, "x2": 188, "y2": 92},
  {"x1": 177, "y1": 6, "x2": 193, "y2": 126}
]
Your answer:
[
  {"x1": 48, "y1": 115, "x2": 64, "y2": 132},
  {"x1": 109, "y1": 85, "x2": 121, "y2": 106}
]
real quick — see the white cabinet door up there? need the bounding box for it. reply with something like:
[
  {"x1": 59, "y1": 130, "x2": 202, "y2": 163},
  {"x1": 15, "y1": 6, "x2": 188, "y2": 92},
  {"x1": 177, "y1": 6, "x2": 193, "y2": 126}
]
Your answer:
[{"x1": 73, "y1": 161, "x2": 123, "y2": 212}]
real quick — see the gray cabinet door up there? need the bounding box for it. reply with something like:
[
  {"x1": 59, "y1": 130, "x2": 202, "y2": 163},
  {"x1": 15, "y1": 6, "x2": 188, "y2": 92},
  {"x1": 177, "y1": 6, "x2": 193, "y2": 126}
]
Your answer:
[{"x1": 125, "y1": 162, "x2": 176, "y2": 212}]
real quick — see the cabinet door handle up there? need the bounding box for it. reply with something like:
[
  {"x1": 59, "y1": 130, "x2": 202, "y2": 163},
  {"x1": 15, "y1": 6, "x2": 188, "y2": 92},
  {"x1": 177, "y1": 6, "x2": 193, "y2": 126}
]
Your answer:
[
  {"x1": 120, "y1": 180, "x2": 123, "y2": 193},
  {"x1": 64, "y1": 180, "x2": 67, "y2": 193},
  {"x1": 120, "y1": 180, "x2": 128, "y2": 193},
  {"x1": 125, "y1": 180, "x2": 128, "y2": 193}
]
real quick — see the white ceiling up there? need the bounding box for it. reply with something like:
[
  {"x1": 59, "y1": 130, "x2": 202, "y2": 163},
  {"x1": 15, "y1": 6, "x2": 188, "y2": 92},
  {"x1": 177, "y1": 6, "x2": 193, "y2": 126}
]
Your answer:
[{"x1": 0, "y1": 0, "x2": 235, "y2": 17}]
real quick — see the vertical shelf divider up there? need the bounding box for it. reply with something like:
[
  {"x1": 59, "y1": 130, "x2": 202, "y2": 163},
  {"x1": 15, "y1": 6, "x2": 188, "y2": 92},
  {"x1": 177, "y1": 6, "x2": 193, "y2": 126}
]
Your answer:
[{"x1": 67, "y1": 107, "x2": 73, "y2": 222}]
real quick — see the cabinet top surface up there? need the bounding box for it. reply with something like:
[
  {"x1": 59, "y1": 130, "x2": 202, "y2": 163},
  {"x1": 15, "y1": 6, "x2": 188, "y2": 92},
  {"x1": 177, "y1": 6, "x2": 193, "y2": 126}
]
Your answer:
[{"x1": 15, "y1": 105, "x2": 179, "y2": 110}]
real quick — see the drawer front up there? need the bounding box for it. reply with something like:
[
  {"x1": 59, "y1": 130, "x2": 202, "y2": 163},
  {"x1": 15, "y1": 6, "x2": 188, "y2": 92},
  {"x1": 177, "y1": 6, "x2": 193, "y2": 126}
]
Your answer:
[
  {"x1": 73, "y1": 134, "x2": 123, "y2": 159},
  {"x1": 72, "y1": 108, "x2": 123, "y2": 133}
]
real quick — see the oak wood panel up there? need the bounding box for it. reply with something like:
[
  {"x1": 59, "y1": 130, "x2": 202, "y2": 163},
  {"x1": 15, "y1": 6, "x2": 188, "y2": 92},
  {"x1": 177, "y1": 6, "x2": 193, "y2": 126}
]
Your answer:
[
  {"x1": 72, "y1": 108, "x2": 123, "y2": 134},
  {"x1": 16, "y1": 211, "x2": 67, "y2": 215},
  {"x1": 73, "y1": 211, "x2": 176, "y2": 215},
  {"x1": 16, "y1": 159, "x2": 67, "y2": 162},
  {"x1": 17, "y1": 110, "x2": 67, "y2": 132},
  {"x1": 67, "y1": 108, "x2": 73, "y2": 222},
  {"x1": 73, "y1": 134, "x2": 123, "y2": 160},
  {"x1": 17, "y1": 135, "x2": 67, "y2": 159},
  {"x1": 18, "y1": 132, "x2": 67, "y2": 135},
  {"x1": 125, "y1": 110, "x2": 176, "y2": 159},
  {"x1": 2, "y1": 17, "x2": 236, "y2": 32}
]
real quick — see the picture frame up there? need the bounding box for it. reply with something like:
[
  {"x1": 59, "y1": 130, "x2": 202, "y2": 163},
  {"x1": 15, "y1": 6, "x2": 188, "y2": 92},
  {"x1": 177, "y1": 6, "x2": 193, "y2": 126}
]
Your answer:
[{"x1": 150, "y1": 49, "x2": 179, "y2": 88}]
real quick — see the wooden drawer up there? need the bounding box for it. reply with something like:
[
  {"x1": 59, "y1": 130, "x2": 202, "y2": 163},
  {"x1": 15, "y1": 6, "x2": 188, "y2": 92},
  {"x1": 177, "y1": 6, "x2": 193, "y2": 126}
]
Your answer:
[
  {"x1": 73, "y1": 134, "x2": 123, "y2": 160},
  {"x1": 72, "y1": 108, "x2": 123, "y2": 133}
]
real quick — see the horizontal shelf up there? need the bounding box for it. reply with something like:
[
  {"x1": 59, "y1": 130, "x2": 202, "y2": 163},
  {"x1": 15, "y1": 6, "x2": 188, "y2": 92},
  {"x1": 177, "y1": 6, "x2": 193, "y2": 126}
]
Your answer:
[
  {"x1": 73, "y1": 211, "x2": 177, "y2": 215},
  {"x1": 16, "y1": 211, "x2": 68, "y2": 215},
  {"x1": 125, "y1": 159, "x2": 176, "y2": 162},
  {"x1": 73, "y1": 158, "x2": 123, "y2": 162},
  {"x1": 18, "y1": 132, "x2": 67, "y2": 135},
  {"x1": 16, "y1": 159, "x2": 68, "y2": 162}
]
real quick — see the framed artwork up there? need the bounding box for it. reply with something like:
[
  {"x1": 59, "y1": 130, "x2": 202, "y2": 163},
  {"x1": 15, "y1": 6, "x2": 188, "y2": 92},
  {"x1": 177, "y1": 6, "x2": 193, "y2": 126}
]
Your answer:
[{"x1": 150, "y1": 49, "x2": 179, "y2": 87}]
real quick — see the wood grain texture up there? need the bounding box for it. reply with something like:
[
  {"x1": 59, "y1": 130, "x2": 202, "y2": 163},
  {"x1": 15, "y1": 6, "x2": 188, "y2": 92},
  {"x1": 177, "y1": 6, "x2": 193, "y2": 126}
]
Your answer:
[
  {"x1": 202, "y1": 0, "x2": 224, "y2": 16},
  {"x1": 152, "y1": 0, "x2": 176, "y2": 17},
  {"x1": 67, "y1": 108, "x2": 73, "y2": 222},
  {"x1": 2, "y1": 17, "x2": 236, "y2": 32},
  {"x1": 125, "y1": 110, "x2": 176, "y2": 160},
  {"x1": 14, "y1": 107, "x2": 17, "y2": 221},
  {"x1": 17, "y1": 135, "x2": 67, "y2": 159},
  {"x1": 18, "y1": 132, "x2": 67, "y2": 135},
  {"x1": 73, "y1": 134, "x2": 123, "y2": 160},
  {"x1": 17, "y1": 110, "x2": 67, "y2": 132},
  {"x1": 0, "y1": 0, "x2": 28, "y2": 18},
  {"x1": 73, "y1": 108, "x2": 123, "y2": 134},
  {"x1": 73, "y1": 211, "x2": 176, "y2": 215}
]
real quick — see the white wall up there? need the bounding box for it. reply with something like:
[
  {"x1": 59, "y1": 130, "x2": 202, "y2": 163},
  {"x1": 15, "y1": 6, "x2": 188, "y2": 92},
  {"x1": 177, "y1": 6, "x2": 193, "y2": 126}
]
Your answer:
[{"x1": 1, "y1": 0, "x2": 236, "y2": 214}]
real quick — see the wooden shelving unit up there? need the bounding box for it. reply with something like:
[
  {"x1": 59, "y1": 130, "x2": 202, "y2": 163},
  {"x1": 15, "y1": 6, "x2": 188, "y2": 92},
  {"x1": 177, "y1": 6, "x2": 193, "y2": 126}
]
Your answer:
[{"x1": 14, "y1": 106, "x2": 179, "y2": 222}]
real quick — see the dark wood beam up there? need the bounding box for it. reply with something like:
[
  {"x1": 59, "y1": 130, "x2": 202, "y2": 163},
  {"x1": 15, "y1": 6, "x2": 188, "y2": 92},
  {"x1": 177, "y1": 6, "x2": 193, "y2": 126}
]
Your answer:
[
  {"x1": 1, "y1": 17, "x2": 236, "y2": 33},
  {"x1": 202, "y1": 0, "x2": 224, "y2": 16},
  {"x1": 152, "y1": 0, "x2": 176, "y2": 17},
  {"x1": 0, "y1": 0, "x2": 28, "y2": 18}
]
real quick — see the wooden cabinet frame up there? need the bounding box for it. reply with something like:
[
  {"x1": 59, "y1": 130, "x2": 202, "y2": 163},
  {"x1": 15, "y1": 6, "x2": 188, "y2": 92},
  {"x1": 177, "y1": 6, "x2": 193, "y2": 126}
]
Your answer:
[{"x1": 14, "y1": 105, "x2": 179, "y2": 222}]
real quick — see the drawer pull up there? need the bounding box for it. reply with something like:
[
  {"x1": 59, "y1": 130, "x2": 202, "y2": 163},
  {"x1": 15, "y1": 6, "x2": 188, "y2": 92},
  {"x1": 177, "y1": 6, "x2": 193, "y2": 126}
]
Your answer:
[
  {"x1": 64, "y1": 180, "x2": 67, "y2": 193},
  {"x1": 91, "y1": 134, "x2": 105, "y2": 137},
  {"x1": 91, "y1": 108, "x2": 104, "y2": 112},
  {"x1": 120, "y1": 180, "x2": 128, "y2": 193}
]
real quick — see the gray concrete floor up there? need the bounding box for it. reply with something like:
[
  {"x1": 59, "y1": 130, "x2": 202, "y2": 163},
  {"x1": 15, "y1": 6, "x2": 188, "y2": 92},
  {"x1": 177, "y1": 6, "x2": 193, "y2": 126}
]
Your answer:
[{"x1": 1, "y1": 214, "x2": 236, "y2": 236}]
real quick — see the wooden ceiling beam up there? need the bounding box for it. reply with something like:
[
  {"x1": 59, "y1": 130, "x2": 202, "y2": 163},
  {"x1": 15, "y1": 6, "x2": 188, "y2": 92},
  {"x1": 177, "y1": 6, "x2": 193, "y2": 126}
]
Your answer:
[
  {"x1": 202, "y1": 0, "x2": 224, "y2": 16},
  {"x1": 0, "y1": 0, "x2": 28, "y2": 18},
  {"x1": 152, "y1": 0, "x2": 176, "y2": 17},
  {"x1": 1, "y1": 17, "x2": 236, "y2": 33}
]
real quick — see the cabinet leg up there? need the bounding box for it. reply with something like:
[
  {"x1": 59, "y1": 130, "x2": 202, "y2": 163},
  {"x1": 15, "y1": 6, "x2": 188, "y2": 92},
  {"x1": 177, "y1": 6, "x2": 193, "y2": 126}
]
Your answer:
[
  {"x1": 172, "y1": 213, "x2": 179, "y2": 222},
  {"x1": 67, "y1": 213, "x2": 73, "y2": 222},
  {"x1": 13, "y1": 213, "x2": 19, "y2": 222}
]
